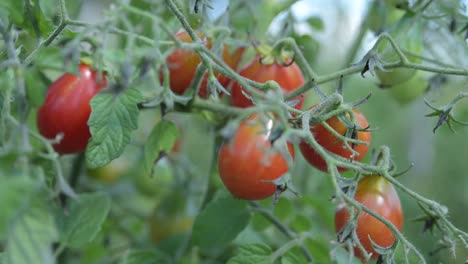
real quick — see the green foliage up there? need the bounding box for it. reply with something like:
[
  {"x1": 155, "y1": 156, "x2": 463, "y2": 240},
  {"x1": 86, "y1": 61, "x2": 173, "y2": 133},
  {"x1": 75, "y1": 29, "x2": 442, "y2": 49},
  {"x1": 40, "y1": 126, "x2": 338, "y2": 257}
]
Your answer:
[
  {"x1": 227, "y1": 243, "x2": 273, "y2": 264},
  {"x1": 86, "y1": 88, "x2": 144, "y2": 169},
  {"x1": 55, "y1": 192, "x2": 111, "y2": 248},
  {"x1": 192, "y1": 196, "x2": 251, "y2": 250},
  {"x1": 143, "y1": 120, "x2": 179, "y2": 178},
  {"x1": 121, "y1": 249, "x2": 170, "y2": 264}
]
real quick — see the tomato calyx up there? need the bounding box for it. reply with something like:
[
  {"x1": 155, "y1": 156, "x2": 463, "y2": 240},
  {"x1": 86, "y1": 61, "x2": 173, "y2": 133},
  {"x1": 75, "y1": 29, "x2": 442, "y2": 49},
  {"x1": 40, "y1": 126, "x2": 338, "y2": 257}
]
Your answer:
[
  {"x1": 424, "y1": 96, "x2": 468, "y2": 133},
  {"x1": 252, "y1": 40, "x2": 296, "y2": 67},
  {"x1": 411, "y1": 202, "x2": 447, "y2": 235}
]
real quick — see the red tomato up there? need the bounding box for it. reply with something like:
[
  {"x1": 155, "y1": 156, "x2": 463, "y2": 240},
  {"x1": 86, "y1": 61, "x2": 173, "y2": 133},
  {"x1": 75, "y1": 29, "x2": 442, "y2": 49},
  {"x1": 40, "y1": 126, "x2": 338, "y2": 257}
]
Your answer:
[
  {"x1": 335, "y1": 175, "x2": 403, "y2": 260},
  {"x1": 218, "y1": 114, "x2": 295, "y2": 200},
  {"x1": 299, "y1": 108, "x2": 371, "y2": 172},
  {"x1": 164, "y1": 31, "x2": 244, "y2": 97},
  {"x1": 230, "y1": 56, "x2": 305, "y2": 109},
  {"x1": 37, "y1": 63, "x2": 107, "y2": 154}
]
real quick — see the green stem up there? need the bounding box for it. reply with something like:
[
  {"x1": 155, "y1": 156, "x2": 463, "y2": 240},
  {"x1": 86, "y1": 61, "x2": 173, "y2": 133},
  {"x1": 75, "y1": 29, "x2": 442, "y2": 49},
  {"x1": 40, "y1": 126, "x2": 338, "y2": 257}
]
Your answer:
[
  {"x1": 191, "y1": 98, "x2": 244, "y2": 116},
  {"x1": 342, "y1": 0, "x2": 375, "y2": 67},
  {"x1": 249, "y1": 201, "x2": 314, "y2": 262},
  {"x1": 24, "y1": 0, "x2": 70, "y2": 66}
]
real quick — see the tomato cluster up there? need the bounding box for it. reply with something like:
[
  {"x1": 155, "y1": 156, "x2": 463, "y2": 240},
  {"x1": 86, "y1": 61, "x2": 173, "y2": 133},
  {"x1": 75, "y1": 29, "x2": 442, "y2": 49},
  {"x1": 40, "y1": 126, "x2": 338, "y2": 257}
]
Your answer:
[
  {"x1": 37, "y1": 63, "x2": 107, "y2": 154},
  {"x1": 40, "y1": 29, "x2": 406, "y2": 262},
  {"x1": 231, "y1": 56, "x2": 305, "y2": 109},
  {"x1": 163, "y1": 31, "x2": 244, "y2": 97}
]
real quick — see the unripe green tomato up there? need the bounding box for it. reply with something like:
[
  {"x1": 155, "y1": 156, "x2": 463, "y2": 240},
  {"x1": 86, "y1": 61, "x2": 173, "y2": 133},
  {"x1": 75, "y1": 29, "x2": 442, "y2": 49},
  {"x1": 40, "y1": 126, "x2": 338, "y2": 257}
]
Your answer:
[
  {"x1": 87, "y1": 155, "x2": 130, "y2": 183},
  {"x1": 388, "y1": 71, "x2": 428, "y2": 104},
  {"x1": 376, "y1": 13, "x2": 423, "y2": 86},
  {"x1": 148, "y1": 192, "x2": 193, "y2": 243},
  {"x1": 134, "y1": 158, "x2": 174, "y2": 197},
  {"x1": 368, "y1": 1, "x2": 404, "y2": 33}
]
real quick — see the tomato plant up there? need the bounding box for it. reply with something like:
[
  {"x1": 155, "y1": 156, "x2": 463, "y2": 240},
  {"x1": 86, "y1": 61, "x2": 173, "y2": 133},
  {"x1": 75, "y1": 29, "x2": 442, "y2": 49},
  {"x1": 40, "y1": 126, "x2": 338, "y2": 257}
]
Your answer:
[
  {"x1": 231, "y1": 56, "x2": 305, "y2": 109},
  {"x1": 2, "y1": 1, "x2": 467, "y2": 263},
  {"x1": 163, "y1": 31, "x2": 244, "y2": 97},
  {"x1": 218, "y1": 114, "x2": 294, "y2": 200},
  {"x1": 299, "y1": 108, "x2": 371, "y2": 172},
  {"x1": 37, "y1": 63, "x2": 107, "y2": 154},
  {"x1": 335, "y1": 175, "x2": 403, "y2": 260}
]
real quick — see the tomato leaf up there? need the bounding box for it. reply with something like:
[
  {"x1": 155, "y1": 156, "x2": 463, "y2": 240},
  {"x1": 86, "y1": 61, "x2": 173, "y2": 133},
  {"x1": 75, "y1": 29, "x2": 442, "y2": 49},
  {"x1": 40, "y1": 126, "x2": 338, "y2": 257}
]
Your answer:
[
  {"x1": 142, "y1": 120, "x2": 179, "y2": 178},
  {"x1": 122, "y1": 249, "x2": 170, "y2": 264},
  {"x1": 0, "y1": 175, "x2": 35, "y2": 239},
  {"x1": 86, "y1": 88, "x2": 143, "y2": 169},
  {"x1": 282, "y1": 251, "x2": 308, "y2": 264},
  {"x1": 56, "y1": 192, "x2": 111, "y2": 249},
  {"x1": 0, "y1": 0, "x2": 25, "y2": 26},
  {"x1": 307, "y1": 16, "x2": 324, "y2": 31},
  {"x1": 192, "y1": 196, "x2": 251, "y2": 250},
  {"x1": 5, "y1": 207, "x2": 58, "y2": 264},
  {"x1": 1, "y1": 175, "x2": 58, "y2": 264},
  {"x1": 226, "y1": 244, "x2": 272, "y2": 264},
  {"x1": 22, "y1": 0, "x2": 54, "y2": 39}
]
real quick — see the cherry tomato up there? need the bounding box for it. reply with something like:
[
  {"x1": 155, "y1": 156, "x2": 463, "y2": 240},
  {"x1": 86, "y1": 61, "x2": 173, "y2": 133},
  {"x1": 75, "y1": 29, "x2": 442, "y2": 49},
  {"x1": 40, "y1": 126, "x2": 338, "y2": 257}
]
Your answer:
[
  {"x1": 368, "y1": 1, "x2": 404, "y2": 33},
  {"x1": 149, "y1": 191, "x2": 193, "y2": 243},
  {"x1": 335, "y1": 175, "x2": 403, "y2": 260},
  {"x1": 164, "y1": 31, "x2": 244, "y2": 97},
  {"x1": 299, "y1": 108, "x2": 371, "y2": 172},
  {"x1": 230, "y1": 56, "x2": 305, "y2": 109},
  {"x1": 87, "y1": 154, "x2": 130, "y2": 183},
  {"x1": 376, "y1": 14, "x2": 423, "y2": 86},
  {"x1": 388, "y1": 71, "x2": 428, "y2": 104},
  {"x1": 218, "y1": 114, "x2": 295, "y2": 200},
  {"x1": 37, "y1": 63, "x2": 107, "y2": 154}
]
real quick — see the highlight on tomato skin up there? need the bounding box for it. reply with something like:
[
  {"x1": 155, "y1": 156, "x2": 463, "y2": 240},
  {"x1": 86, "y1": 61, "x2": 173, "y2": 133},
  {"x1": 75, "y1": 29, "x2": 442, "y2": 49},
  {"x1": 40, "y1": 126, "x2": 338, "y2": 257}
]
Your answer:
[
  {"x1": 163, "y1": 30, "x2": 245, "y2": 98},
  {"x1": 37, "y1": 63, "x2": 107, "y2": 154},
  {"x1": 335, "y1": 175, "x2": 403, "y2": 261},
  {"x1": 230, "y1": 56, "x2": 305, "y2": 109},
  {"x1": 217, "y1": 113, "x2": 295, "y2": 200},
  {"x1": 299, "y1": 108, "x2": 371, "y2": 172}
]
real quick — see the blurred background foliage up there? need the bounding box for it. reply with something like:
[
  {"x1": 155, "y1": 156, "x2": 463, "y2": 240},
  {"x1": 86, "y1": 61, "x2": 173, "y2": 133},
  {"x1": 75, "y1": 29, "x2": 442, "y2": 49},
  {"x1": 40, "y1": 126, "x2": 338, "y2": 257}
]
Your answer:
[{"x1": 0, "y1": 0, "x2": 467, "y2": 263}]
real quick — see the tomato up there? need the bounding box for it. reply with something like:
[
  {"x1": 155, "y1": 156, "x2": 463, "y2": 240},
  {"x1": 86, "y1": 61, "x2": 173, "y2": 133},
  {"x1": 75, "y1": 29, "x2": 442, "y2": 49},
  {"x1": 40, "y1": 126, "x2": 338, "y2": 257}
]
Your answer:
[
  {"x1": 335, "y1": 175, "x2": 403, "y2": 260},
  {"x1": 134, "y1": 157, "x2": 174, "y2": 197},
  {"x1": 87, "y1": 154, "x2": 130, "y2": 183},
  {"x1": 388, "y1": 71, "x2": 428, "y2": 104},
  {"x1": 149, "y1": 191, "x2": 193, "y2": 243},
  {"x1": 230, "y1": 56, "x2": 305, "y2": 109},
  {"x1": 368, "y1": 1, "x2": 404, "y2": 33},
  {"x1": 164, "y1": 31, "x2": 244, "y2": 97},
  {"x1": 376, "y1": 14, "x2": 423, "y2": 86},
  {"x1": 299, "y1": 108, "x2": 371, "y2": 172},
  {"x1": 37, "y1": 63, "x2": 107, "y2": 154},
  {"x1": 217, "y1": 114, "x2": 295, "y2": 200}
]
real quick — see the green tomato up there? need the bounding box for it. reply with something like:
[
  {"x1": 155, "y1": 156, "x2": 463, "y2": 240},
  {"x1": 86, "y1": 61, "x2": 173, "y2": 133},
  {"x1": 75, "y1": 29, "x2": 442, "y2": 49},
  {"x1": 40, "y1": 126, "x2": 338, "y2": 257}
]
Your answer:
[
  {"x1": 388, "y1": 71, "x2": 428, "y2": 104},
  {"x1": 133, "y1": 158, "x2": 174, "y2": 197},
  {"x1": 148, "y1": 191, "x2": 193, "y2": 243},
  {"x1": 368, "y1": 1, "x2": 405, "y2": 33},
  {"x1": 376, "y1": 13, "x2": 423, "y2": 86},
  {"x1": 87, "y1": 154, "x2": 130, "y2": 183}
]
